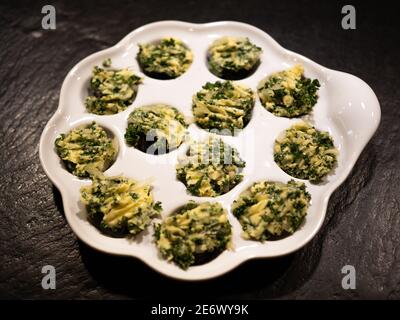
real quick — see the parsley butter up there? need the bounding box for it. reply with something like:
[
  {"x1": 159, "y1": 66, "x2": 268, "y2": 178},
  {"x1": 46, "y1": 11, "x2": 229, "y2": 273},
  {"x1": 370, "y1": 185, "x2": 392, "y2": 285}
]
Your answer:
[
  {"x1": 176, "y1": 137, "x2": 245, "y2": 197},
  {"x1": 137, "y1": 37, "x2": 193, "y2": 79},
  {"x1": 192, "y1": 81, "x2": 255, "y2": 133},
  {"x1": 154, "y1": 201, "x2": 232, "y2": 269},
  {"x1": 86, "y1": 60, "x2": 142, "y2": 115},
  {"x1": 80, "y1": 175, "x2": 162, "y2": 237},
  {"x1": 232, "y1": 180, "x2": 311, "y2": 241},
  {"x1": 125, "y1": 104, "x2": 188, "y2": 154},
  {"x1": 55, "y1": 122, "x2": 117, "y2": 178},
  {"x1": 274, "y1": 122, "x2": 338, "y2": 182},
  {"x1": 258, "y1": 64, "x2": 320, "y2": 118},
  {"x1": 207, "y1": 36, "x2": 262, "y2": 80}
]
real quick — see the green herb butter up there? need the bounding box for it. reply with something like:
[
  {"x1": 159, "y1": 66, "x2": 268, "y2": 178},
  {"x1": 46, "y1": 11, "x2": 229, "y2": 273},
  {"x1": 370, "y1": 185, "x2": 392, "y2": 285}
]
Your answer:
[
  {"x1": 232, "y1": 180, "x2": 311, "y2": 241},
  {"x1": 80, "y1": 175, "x2": 161, "y2": 237},
  {"x1": 55, "y1": 122, "x2": 117, "y2": 178},
  {"x1": 176, "y1": 137, "x2": 245, "y2": 197},
  {"x1": 125, "y1": 104, "x2": 188, "y2": 154},
  {"x1": 207, "y1": 37, "x2": 262, "y2": 80},
  {"x1": 274, "y1": 122, "x2": 338, "y2": 182},
  {"x1": 86, "y1": 60, "x2": 142, "y2": 115},
  {"x1": 258, "y1": 64, "x2": 320, "y2": 118},
  {"x1": 154, "y1": 201, "x2": 232, "y2": 269},
  {"x1": 192, "y1": 81, "x2": 255, "y2": 133},
  {"x1": 137, "y1": 37, "x2": 193, "y2": 79}
]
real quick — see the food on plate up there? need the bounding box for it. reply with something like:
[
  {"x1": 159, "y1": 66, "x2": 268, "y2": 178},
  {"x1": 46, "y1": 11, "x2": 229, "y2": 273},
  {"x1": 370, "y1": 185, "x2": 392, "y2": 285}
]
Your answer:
[
  {"x1": 125, "y1": 104, "x2": 188, "y2": 154},
  {"x1": 55, "y1": 122, "x2": 117, "y2": 178},
  {"x1": 154, "y1": 201, "x2": 232, "y2": 269},
  {"x1": 85, "y1": 59, "x2": 142, "y2": 115},
  {"x1": 176, "y1": 137, "x2": 245, "y2": 197},
  {"x1": 137, "y1": 37, "x2": 193, "y2": 79},
  {"x1": 232, "y1": 180, "x2": 311, "y2": 241},
  {"x1": 207, "y1": 36, "x2": 262, "y2": 80},
  {"x1": 274, "y1": 122, "x2": 338, "y2": 182},
  {"x1": 257, "y1": 64, "x2": 320, "y2": 118},
  {"x1": 80, "y1": 175, "x2": 162, "y2": 237},
  {"x1": 192, "y1": 80, "x2": 255, "y2": 134}
]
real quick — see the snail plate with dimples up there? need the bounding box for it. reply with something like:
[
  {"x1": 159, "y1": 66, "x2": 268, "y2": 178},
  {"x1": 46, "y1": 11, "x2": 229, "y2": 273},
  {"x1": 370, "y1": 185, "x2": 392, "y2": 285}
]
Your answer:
[{"x1": 39, "y1": 20, "x2": 381, "y2": 280}]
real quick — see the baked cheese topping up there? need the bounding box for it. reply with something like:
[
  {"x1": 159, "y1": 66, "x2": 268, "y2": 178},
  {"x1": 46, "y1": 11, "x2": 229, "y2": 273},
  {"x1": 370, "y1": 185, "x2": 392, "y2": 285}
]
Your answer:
[
  {"x1": 258, "y1": 64, "x2": 320, "y2": 118},
  {"x1": 137, "y1": 37, "x2": 193, "y2": 79},
  {"x1": 86, "y1": 60, "x2": 142, "y2": 115},
  {"x1": 176, "y1": 137, "x2": 245, "y2": 197},
  {"x1": 207, "y1": 36, "x2": 262, "y2": 80},
  {"x1": 154, "y1": 201, "x2": 232, "y2": 269},
  {"x1": 232, "y1": 180, "x2": 311, "y2": 241},
  {"x1": 192, "y1": 81, "x2": 255, "y2": 133},
  {"x1": 274, "y1": 122, "x2": 338, "y2": 182},
  {"x1": 55, "y1": 122, "x2": 117, "y2": 178},
  {"x1": 125, "y1": 104, "x2": 188, "y2": 154},
  {"x1": 80, "y1": 175, "x2": 162, "y2": 237}
]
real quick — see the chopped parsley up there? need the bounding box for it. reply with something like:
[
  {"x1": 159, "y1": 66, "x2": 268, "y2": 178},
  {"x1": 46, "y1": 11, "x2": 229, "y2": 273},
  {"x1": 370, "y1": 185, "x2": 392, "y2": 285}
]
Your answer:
[
  {"x1": 154, "y1": 201, "x2": 232, "y2": 269},
  {"x1": 258, "y1": 64, "x2": 320, "y2": 118},
  {"x1": 102, "y1": 58, "x2": 112, "y2": 68},
  {"x1": 274, "y1": 122, "x2": 338, "y2": 182},
  {"x1": 192, "y1": 80, "x2": 255, "y2": 134},
  {"x1": 55, "y1": 122, "x2": 117, "y2": 178}
]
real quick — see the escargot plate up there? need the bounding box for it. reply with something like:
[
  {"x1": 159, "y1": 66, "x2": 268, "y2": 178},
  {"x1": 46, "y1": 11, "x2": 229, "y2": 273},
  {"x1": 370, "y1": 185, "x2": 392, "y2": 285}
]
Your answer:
[{"x1": 39, "y1": 21, "x2": 381, "y2": 280}]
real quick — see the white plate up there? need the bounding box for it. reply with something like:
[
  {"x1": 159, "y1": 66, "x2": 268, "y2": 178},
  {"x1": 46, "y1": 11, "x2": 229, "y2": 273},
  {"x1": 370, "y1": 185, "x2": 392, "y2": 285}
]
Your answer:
[{"x1": 39, "y1": 20, "x2": 381, "y2": 280}]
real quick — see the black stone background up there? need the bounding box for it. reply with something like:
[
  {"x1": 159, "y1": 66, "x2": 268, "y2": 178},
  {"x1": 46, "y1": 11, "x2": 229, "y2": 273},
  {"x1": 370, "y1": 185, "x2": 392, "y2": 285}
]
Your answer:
[{"x1": 0, "y1": 0, "x2": 399, "y2": 300}]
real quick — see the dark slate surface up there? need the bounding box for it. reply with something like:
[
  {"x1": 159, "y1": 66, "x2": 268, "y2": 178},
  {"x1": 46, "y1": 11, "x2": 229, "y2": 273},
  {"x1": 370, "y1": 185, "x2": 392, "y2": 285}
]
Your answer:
[{"x1": 0, "y1": 0, "x2": 399, "y2": 300}]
